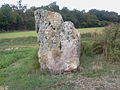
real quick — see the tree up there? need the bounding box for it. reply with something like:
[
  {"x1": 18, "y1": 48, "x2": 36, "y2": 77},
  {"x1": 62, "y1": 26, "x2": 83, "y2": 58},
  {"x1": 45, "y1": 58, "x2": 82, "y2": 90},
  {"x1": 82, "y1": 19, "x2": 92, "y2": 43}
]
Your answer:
[
  {"x1": 89, "y1": 9, "x2": 119, "y2": 22},
  {"x1": 0, "y1": 4, "x2": 13, "y2": 31},
  {"x1": 0, "y1": 2, "x2": 120, "y2": 32},
  {"x1": 24, "y1": 8, "x2": 35, "y2": 30}
]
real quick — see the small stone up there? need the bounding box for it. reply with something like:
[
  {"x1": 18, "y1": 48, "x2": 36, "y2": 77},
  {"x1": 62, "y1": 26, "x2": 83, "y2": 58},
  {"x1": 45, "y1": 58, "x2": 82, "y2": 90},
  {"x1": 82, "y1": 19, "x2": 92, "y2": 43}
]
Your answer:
[{"x1": 34, "y1": 9, "x2": 80, "y2": 74}]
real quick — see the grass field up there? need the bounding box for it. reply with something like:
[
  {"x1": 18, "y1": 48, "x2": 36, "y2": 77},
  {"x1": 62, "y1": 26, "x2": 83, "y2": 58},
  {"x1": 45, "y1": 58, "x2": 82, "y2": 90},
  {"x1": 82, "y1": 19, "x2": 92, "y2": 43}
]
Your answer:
[
  {"x1": 0, "y1": 31, "x2": 36, "y2": 39},
  {"x1": 0, "y1": 27, "x2": 120, "y2": 90},
  {"x1": 0, "y1": 27, "x2": 103, "y2": 39},
  {"x1": 78, "y1": 27, "x2": 103, "y2": 30},
  {"x1": 78, "y1": 27, "x2": 104, "y2": 33}
]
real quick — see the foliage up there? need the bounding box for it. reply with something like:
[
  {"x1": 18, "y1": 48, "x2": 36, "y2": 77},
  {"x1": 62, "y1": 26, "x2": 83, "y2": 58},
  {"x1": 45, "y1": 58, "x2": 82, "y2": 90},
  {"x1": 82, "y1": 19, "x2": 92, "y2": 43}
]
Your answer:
[
  {"x1": 81, "y1": 40, "x2": 94, "y2": 56},
  {"x1": 89, "y1": 9, "x2": 119, "y2": 22},
  {"x1": 93, "y1": 24, "x2": 120, "y2": 62},
  {"x1": 0, "y1": 1, "x2": 120, "y2": 32},
  {"x1": 103, "y1": 24, "x2": 120, "y2": 62},
  {"x1": 0, "y1": 4, "x2": 13, "y2": 31},
  {"x1": 80, "y1": 25, "x2": 120, "y2": 62}
]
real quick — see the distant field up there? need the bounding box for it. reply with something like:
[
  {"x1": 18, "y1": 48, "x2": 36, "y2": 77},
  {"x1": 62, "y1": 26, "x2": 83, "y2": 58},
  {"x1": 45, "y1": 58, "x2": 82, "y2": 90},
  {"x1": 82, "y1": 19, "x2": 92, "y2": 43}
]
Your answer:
[
  {"x1": 0, "y1": 27, "x2": 103, "y2": 39},
  {"x1": 0, "y1": 31, "x2": 36, "y2": 39},
  {"x1": 78, "y1": 27, "x2": 104, "y2": 33}
]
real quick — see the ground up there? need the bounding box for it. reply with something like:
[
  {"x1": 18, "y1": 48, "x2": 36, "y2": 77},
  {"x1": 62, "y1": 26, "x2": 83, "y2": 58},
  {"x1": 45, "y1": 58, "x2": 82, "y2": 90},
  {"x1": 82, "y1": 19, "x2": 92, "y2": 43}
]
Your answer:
[{"x1": 0, "y1": 27, "x2": 120, "y2": 90}]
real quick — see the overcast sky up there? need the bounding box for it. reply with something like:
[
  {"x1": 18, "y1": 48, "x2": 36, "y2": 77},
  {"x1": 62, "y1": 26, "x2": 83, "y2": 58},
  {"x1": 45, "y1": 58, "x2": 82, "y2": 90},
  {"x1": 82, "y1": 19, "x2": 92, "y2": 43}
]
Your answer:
[{"x1": 0, "y1": 0, "x2": 120, "y2": 14}]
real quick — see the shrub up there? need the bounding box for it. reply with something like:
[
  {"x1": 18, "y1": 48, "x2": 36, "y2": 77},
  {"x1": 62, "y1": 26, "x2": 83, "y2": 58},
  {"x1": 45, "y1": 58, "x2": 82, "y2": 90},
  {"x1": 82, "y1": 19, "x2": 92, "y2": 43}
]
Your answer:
[
  {"x1": 93, "y1": 24, "x2": 120, "y2": 62},
  {"x1": 81, "y1": 40, "x2": 95, "y2": 56},
  {"x1": 81, "y1": 33, "x2": 96, "y2": 57}
]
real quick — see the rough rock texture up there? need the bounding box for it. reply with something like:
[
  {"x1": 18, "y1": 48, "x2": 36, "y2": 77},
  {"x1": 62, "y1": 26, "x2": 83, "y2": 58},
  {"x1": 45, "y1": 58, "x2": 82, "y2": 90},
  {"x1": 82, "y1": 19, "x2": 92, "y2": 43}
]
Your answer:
[{"x1": 34, "y1": 9, "x2": 80, "y2": 74}]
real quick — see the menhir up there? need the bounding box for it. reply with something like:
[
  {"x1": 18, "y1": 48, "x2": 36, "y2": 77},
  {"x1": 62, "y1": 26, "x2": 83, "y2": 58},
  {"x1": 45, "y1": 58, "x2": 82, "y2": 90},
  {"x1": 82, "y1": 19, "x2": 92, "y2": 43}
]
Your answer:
[{"x1": 34, "y1": 9, "x2": 80, "y2": 74}]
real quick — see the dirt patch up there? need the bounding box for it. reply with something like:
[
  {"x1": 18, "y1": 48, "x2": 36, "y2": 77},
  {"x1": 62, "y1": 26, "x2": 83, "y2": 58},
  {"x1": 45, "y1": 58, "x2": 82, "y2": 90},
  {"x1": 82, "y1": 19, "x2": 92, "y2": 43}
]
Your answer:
[{"x1": 67, "y1": 75, "x2": 120, "y2": 90}]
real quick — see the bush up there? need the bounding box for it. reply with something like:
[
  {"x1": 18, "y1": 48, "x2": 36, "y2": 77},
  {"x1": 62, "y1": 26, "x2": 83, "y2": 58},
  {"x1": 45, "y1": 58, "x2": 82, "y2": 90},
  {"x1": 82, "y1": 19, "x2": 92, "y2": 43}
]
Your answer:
[
  {"x1": 93, "y1": 24, "x2": 120, "y2": 62},
  {"x1": 81, "y1": 40, "x2": 95, "y2": 56}
]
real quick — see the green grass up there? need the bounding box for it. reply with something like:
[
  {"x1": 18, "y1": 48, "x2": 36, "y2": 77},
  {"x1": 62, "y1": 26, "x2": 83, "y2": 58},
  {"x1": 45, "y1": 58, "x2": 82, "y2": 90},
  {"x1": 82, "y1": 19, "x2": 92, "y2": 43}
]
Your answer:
[
  {"x1": 0, "y1": 36, "x2": 38, "y2": 49},
  {"x1": 0, "y1": 47, "x2": 119, "y2": 90},
  {"x1": 0, "y1": 31, "x2": 36, "y2": 39},
  {"x1": 0, "y1": 36, "x2": 71, "y2": 89},
  {"x1": 0, "y1": 49, "x2": 30, "y2": 69},
  {"x1": 78, "y1": 27, "x2": 104, "y2": 33},
  {"x1": 78, "y1": 27, "x2": 104, "y2": 31},
  {"x1": 0, "y1": 48, "x2": 74, "y2": 90},
  {"x1": 79, "y1": 55, "x2": 114, "y2": 78}
]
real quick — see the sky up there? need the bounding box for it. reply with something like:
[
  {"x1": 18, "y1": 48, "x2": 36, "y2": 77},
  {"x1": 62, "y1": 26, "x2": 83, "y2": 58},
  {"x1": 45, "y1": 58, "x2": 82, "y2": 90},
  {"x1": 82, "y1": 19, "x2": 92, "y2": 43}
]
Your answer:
[{"x1": 0, "y1": 0, "x2": 120, "y2": 14}]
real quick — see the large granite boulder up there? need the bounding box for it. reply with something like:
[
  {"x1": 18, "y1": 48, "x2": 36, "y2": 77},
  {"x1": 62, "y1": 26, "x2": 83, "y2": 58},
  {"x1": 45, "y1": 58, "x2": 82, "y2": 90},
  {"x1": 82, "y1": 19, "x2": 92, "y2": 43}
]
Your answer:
[{"x1": 34, "y1": 9, "x2": 80, "y2": 74}]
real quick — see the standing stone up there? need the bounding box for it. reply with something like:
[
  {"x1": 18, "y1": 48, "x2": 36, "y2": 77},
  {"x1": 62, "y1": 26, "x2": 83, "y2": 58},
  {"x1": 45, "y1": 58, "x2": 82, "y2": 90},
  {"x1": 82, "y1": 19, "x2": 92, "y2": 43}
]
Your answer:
[{"x1": 34, "y1": 9, "x2": 80, "y2": 74}]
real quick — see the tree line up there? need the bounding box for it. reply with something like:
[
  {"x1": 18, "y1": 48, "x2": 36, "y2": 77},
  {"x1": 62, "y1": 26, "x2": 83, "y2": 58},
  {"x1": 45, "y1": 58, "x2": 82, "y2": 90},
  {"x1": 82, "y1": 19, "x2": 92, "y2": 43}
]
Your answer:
[{"x1": 0, "y1": 1, "x2": 120, "y2": 32}]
